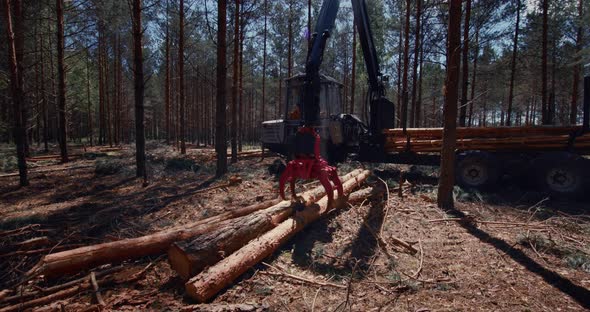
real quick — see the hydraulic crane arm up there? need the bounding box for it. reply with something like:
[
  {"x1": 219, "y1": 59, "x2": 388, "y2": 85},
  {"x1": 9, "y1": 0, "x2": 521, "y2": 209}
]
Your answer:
[
  {"x1": 280, "y1": 0, "x2": 394, "y2": 204},
  {"x1": 302, "y1": 0, "x2": 340, "y2": 126},
  {"x1": 351, "y1": 0, "x2": 384, "y2": 97},
  {"x1": 351, "y1": 0, "x2": 395, "y2": 137}
]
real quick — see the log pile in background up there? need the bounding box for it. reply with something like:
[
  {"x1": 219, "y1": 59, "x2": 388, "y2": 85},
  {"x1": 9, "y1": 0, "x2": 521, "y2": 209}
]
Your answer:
[{"x1": 383, "y1": 126, "x2": 590, "y2": 153}]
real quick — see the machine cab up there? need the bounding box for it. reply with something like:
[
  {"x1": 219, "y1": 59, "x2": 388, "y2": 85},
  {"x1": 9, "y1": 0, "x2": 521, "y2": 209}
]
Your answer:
[
  {"x1": 284, "y1": 73, "x2": 343, "y2": 121},
  {"x1": 261, "y1": 74, "x2": 344, "y2": 152}
]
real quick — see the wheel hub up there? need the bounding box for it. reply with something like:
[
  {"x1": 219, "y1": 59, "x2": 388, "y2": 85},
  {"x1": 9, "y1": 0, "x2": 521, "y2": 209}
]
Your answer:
[
  {"x1": 546, "y1": 168, "x2": 577, "y2": 192},
  {"x1": 462, "y1": 164, "x2": 488, "y2": 186}
]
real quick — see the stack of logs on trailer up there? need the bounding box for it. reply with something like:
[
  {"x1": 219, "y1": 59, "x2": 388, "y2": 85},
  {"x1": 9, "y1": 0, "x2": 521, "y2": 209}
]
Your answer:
[{"x1": 383, "y1": 126, "x2": 590, "y2": 154}]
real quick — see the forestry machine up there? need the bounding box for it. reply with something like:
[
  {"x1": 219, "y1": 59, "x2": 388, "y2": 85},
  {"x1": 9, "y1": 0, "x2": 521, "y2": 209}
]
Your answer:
[{"x1": 261, "y1": 0, "x2": 395, "y2": 205}]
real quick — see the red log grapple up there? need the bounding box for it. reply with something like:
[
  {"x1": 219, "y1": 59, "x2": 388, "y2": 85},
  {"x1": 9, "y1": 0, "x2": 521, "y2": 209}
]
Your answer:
[{"x1": 279, "y1": 127, "x2": 343, "y2": 207}]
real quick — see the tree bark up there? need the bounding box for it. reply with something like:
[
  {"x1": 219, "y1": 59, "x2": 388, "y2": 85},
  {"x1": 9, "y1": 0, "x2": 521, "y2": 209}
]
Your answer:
[
  {"x1": 3, "y1": 0, "x2": 28, "y2": 186},
  {"x1": 262, "y1": 0, "x2": 267, "y2": 122},
  {"x1": 86, "y1": 49, "x2": 93, "y2": 146},
  {"x1": 401, "y1": 0, "x2": 411, "y2": 132},
  {"x1": 238, "y1": 15, "x2": 244, "y2": 152},
  {"x1": 459, "y1": 0, "x2": 471, "y2": 127},
  {"x1": 410, "y1": 0, "x2": 422, "y2": 128},
  {"x1": 179, "y1": 0, "x2": 186, "y2": 154},
  {"x1": 287, "y1": 1, "x2": 293, "y2": 78},
  {"x1": 351, "y1": 19, "x2": 356, "y2": 114},
  {"x1": 132, "y1": 0, "x2": 146, "y2": 179},
  {"x1": 56, "y1": 0, "x2": 68, "y2": 162},
  {"x1": 230, "y1": 0, "x2": 239, "y2": 163},
  {"x1": 39, "y1": 25, "x2": 49, "y2": 152},
  {"x1": 468, "y1": 28, "x2": 479, "y2": 127},
  {"x1": 165, "y1": 0, "x2": 171, "y2": 144},
  {"x1": 437, "y1": 0, "x2": 462, "y2": 210},
  {"x1": 541, "y1": 0, "x2": 549, "y2": 125},
  {"x1": 570, "y1": 0, "x2": 583, "y2": 125},
  {"x1": 216, "y1": 0, "x2": 228, "y2": 176},
  {"x1": 506, "y1": 0, "x2": 521, "y2": 126},
  {"x1": 185, "y1": 170, "x2": 372, "y2": 302}
]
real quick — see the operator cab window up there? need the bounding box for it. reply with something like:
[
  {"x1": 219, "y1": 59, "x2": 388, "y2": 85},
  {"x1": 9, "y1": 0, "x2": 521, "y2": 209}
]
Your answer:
[{"x1": 285, "y1": 75, "x2": 343, "y2": 121}]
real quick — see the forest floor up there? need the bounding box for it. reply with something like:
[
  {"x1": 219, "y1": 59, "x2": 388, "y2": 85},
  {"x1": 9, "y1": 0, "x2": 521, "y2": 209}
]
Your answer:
[{"x1": 1, "y1": 143, "x2": 589, "y2": 311}]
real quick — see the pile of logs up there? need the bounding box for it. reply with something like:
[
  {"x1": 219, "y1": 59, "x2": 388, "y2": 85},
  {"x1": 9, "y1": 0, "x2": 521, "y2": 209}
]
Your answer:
[
  {"x1": 2, "y1": 169, "x2": 372, "y2": 310},
  {"x1": 383, "y1": 126, "x2": 590, "y2": 153}
]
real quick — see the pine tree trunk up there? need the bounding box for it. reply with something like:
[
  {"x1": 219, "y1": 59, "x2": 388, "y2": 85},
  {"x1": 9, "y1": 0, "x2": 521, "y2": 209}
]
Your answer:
[
  {"x1": 216, "y1": 0, "x2": 228, "y2": 176},
  {"x1": 86, "y1": 49, "x2": 93, "y2": 146},
  {"x1": 231, "y1": 0, "x2": 239, "y2": 163},
  {"x1": 287, "y1": 2, "x2": 293, "y2": 78},
  {"x1": 350, "y1": 19, "x2": 356, "y2": 115},
  {"x1": 506, "y1": 0, "x2": 520, "y2": 126},
  {"x1": 179, "y1": 0, "x2": 186, "y2": 154},
  {"x1": 3, "y1": 0, "x2": 28, "y2": 186},
  {"x1": 570, "y1": 0, "x2": 583, "y2": 125},
  {"x1": 401, "y1": 0, "x2": 411, "y2": 131},
  {"x1": 56, "y1": 0, "x2": 68, "y2": 162},
  {"x1": 459, "y1": 0, "x2": 471, "y2": 127},
  {"x1": 39, "y1": 26, "x2": 49, "y2": 152},
  {"x1": 541, "y1": 0, "x2": 549, "y2": 125},
  {"x1": 238, "y1": 20, "x2": 244, "y2": 152},
  {"x1": 410, "y1": 0, "x2": 422, "y2": 128},
  {"x1": 132, "y1": 0, "x2": 146, "y2": 179},
  {"x1": 396, "y1": 4, "x2": 403, "y2": 127},
  {"x1": 165, "y1": 0, "x2": 171, "y2": 144},
  {"x1": 468, "y1": 29, "x2": 479, "y2": 127},
  {"x1": 437, "y1": 0, "x2": 462, "y2": 210},
  {"x1": 416, "y1": 37, "x2": 424, "y2": 128},
  {"x1": 262, "y1": 0, "x2": 267, "y2": 122}
]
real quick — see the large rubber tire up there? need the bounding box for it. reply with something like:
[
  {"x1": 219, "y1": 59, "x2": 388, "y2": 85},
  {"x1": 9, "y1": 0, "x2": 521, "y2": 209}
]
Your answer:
[
  {"x1": 530, "y1": 152, "x2": 588, "y2": 197},
  {"x1": 455, "y1": 151, "x2": 500, "y2": 189}
]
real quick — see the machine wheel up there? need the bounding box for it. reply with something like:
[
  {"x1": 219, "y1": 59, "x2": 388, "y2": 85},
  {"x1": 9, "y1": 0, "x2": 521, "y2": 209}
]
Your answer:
[
  {"x1": 531, "y1": 152, "x2": 587, "y2": 197},
  {"x1": 455, "y1": 151, "x2": 500, "y2": 189}
]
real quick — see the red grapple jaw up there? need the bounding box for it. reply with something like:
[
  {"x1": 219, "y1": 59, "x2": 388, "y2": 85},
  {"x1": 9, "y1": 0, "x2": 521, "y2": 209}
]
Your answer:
[{"x1": 278, "y1": 127, "x2": 344, "y2": 208}]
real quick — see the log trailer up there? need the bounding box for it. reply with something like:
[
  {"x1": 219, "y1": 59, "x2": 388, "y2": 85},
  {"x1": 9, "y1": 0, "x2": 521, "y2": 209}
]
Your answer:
[{"x1": 262, "y1": 0, "x2": 590, "y2": 197}]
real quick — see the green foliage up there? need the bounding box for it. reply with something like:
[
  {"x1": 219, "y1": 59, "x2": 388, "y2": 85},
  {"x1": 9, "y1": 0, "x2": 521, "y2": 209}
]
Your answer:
[
  {"x1": 565, "y1": 252, "x2": 590, "y2": 272},
  {"x1": 0, "y1": 156, "x2": 18, "y2": 173},
  {"x1": 82, "y1": 152, "x2": 109, "y2": 160},
  {"x1": 95, "y1": 158, "x2": 123, "y2": 176},
  {"x1": 165, "y1": 157, "x2": 199, "y2": 172}
]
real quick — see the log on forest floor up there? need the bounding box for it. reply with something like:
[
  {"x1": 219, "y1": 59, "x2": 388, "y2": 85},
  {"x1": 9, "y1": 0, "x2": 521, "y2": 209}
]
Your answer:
[
  {"x1": 28, "y1": 198, "x2": 282, "y2": 278},
  {"x1": 185, "y1": 170, "x2": 372, "y2": 302},
  {"x1": 168, "y1": 170, "x2": 366, "y2": 280},
  {"x1": 28, "y1": 170, "x2": 364, "y2": 279}
]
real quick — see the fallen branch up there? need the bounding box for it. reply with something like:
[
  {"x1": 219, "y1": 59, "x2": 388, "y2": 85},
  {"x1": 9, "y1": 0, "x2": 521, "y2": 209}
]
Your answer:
[
  {"x1": 1, "y1": 266, "x2": 124, "y2": 305},
  {"x1": 260, "y1": 263, "x2": 346, "y2": 289},
  {"x1": 0, "y1": 225, "x2": 40, "y2": 237},
  {"x1": 411, "y1": 240, "x2": 424, "y2": 278},
  {"x1": 180, "y1": 303, "x2": 269, "y2": 312},
  {"x1": 89, "y1": 272, "x2": 105, "y2": 307}
]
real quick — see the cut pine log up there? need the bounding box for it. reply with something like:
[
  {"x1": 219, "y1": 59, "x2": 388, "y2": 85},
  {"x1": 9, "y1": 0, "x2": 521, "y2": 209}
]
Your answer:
[
  {"x1": 28, "y1": 198, "x2": 282, "y2": 278},
  {"x1": 383, "y1": 126, "x2": 583, "y2": 138},
  {"x1": 185, "y1": 170, "x2": 371, "y2": 302},
  {"x1": 168, "y1": 170, "x2": 365, "y2": 280},
  {"x1": 30, "y1": 170, "x2": 363, "y2": 278}
]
